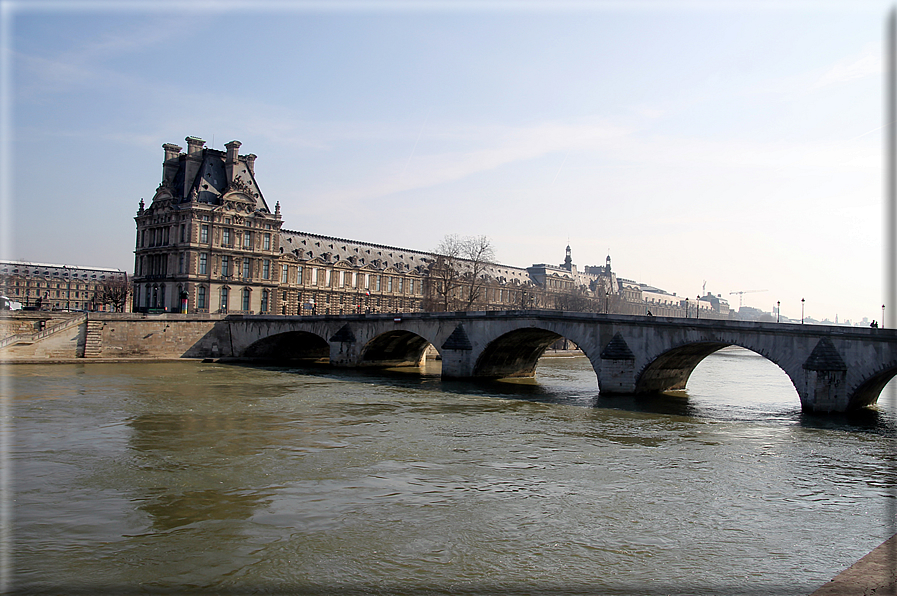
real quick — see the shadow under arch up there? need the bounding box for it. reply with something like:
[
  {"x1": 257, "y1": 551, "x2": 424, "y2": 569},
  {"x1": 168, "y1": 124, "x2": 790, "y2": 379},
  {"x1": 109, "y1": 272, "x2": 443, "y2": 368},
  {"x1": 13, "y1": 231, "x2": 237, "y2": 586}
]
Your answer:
[
  {"x1": 636, "y1": 341, "x2": 797, "y2": 397},
  {"x1": 637, "y1": 341, "x2": 730, "y2": 393},
  {"x1": 361, "y1": 329, "x2": 435, "y2": 368},
  {"x1": 848, "y1": 364, "x2": 897, "y2": 410},
  {"x1": 474, "y1": 327, "x2": 591, "y2": 379},
  {"x1": 242, "y1": 330, "x2": 330, "y2": 363}
]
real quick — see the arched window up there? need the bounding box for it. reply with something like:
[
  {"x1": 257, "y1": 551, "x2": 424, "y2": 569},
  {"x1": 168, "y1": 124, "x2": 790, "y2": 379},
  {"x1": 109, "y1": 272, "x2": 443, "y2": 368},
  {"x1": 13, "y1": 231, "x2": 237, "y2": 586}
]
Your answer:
[
  {"x1": 197, "y1": 286, "x2": 207, "y2": 309},
  {"x1": 261, "y1": 289, "x2": 269, "y2": 313},
  {"x1": 220, "y1": 287, "x2": 229, "y2": 312},
  {"x1": 242, "y1": 288, "x2": 251, "y2": 311}
]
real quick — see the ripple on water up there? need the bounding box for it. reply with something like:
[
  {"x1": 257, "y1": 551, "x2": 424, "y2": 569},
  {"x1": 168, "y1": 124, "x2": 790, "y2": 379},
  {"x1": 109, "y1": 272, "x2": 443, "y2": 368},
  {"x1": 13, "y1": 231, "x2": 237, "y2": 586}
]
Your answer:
[{"x1": 7, "y1": 356, "x2": 897, "y2": 594}]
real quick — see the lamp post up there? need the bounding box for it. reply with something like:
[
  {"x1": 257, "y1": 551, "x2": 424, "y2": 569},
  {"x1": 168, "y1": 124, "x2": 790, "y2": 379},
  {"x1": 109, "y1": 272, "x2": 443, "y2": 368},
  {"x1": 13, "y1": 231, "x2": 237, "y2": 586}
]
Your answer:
[
  {"x1": 777, "y1": 300, "x2": 780, "y2": 323},
  {"x1": 605, "y1": 291, "x2": 609, "y2": 314},
  {"x1": 883, "y1": 304, "x2": 886, "y2": 328},
  {"x1": 685, "y1": 297, "x2": 689, "y2": 319},
  {"x1": 696, "y1": 295, "x2": 700, "y2": 319},
  {"x1": 801, "y1": 298, "x2": 805, "y2": 324}
]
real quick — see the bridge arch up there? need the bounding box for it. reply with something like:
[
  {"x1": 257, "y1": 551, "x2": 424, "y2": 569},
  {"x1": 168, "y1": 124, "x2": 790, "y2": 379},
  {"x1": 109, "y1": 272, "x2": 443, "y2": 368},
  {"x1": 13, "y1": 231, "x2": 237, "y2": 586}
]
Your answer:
[
  {"x1": 848, "y1": 363, "x2": 897, "y2": 410},
  {"x1": 635, "y1": 340, "x2": 796, "y2": 397},
  {"x1": 242, "y1": 330, "x2": 330, "y2": 363},
  {"x1": 360, "y1": 329, "x2": 435, "y2": 368},
  {"x1": 473, "y1": 326, "x2": 594, "y2": 379}
]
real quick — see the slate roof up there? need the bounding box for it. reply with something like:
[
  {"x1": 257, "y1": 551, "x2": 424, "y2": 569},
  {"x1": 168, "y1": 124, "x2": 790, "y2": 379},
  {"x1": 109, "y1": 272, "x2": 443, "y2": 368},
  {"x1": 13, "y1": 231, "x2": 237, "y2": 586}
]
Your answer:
[
  {"x1": 279, "y1": 229, "x2": 536, "y2": 285},
  {"x1": 169, "y1": 148, "x2": 269, "y2": 213},
  {"x1": 0, "y1": 260, "x2": 126, "y2": 280}
]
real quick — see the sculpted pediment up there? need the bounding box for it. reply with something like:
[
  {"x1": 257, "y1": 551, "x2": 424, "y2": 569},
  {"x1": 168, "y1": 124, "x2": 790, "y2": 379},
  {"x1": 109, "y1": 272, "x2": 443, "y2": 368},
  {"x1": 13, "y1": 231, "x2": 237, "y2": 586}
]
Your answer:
[
  {"x1": 224, "y1": 176, "x2": 259, "y2": 198},
  {"x1": 153, "y1": 185, "x2": 174, "y2": 202},
  {"x1": 220, "y1": 193, "x2": 259, "y2": 212},
  {"x1": 148, "y1": 198, "x2": 174, "y2": 212}
]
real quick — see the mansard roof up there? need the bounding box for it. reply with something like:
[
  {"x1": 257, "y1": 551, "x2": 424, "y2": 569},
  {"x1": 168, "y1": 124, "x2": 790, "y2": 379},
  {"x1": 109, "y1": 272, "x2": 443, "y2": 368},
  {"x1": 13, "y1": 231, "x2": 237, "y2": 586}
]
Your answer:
[
  {"x1": 0, "y1": 259, "x2": 126, "y2": 280},
  {"x1": 279, "y1": 229, "x2": 535, "y2": 284},
  {"x1": 157, "y1": 138, "x2": 269, "y2": 213}
]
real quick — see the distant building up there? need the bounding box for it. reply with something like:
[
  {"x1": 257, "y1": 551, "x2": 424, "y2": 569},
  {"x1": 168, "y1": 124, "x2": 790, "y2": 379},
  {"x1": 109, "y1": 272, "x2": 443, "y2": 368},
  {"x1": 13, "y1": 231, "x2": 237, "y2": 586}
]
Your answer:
[
  {"x1": 131, "y1": 136, "x2": 730, "y2": 318},
  {"x1": 0, "y1": 260, "x2": 128, "y2": 311},
  {"x1": 699, "y1": 293, "x2": 730, "y2": 318},
  {"x1": 734, "y1": 306, "x2": 775, "y2": 322},
  {"x1": 639, "y1": 284, "x2": 681, "y2": 317}
]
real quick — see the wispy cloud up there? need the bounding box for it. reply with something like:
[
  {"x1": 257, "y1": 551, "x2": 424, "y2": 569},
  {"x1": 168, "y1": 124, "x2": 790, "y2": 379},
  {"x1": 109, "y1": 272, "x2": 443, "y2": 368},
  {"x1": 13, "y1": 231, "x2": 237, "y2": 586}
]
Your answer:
[
  {"x1": 308, "y1": 119, "x2": 632, "y2": 203},
  {"x1": 301, "y1": 110, "x2": 880, "y2": 209},
  {"x1": 813, "y1": 42, "x2": 881, "y2": 88},
  {"x1": 14, "y1": 16, "x2": 201, "y2": 97}
]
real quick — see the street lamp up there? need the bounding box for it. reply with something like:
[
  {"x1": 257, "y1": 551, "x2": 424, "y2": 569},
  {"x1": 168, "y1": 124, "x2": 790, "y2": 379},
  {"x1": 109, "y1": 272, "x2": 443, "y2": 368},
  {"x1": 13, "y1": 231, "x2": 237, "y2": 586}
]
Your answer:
[
  {"x1": 696, "y1": 295, "x2": 700, "y2": 319},
  {"x1": 801, "y1": 298, "x2": 805, "y2": 324},
  {"x1": 777, "y1": 300, "x2": 780, "y2": 323},
  {"x1": 605, "y1": 291, "x2": 609, "y2": 314},
  {"x1": 685, "y1": 297, "x2": 689, "y2": 319},
  {"x1": 883, "y1": 304, "x2": 886, "y2": 328}
]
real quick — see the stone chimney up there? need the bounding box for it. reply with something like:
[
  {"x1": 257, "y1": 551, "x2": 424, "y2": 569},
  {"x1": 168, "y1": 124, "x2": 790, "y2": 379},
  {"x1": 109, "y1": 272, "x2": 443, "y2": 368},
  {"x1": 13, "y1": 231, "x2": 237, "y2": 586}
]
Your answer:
[
  {"x1": 184, "y1": 136, "x2": 205, "y2": 198},
  {"x1": 161, "y1": 143, "x2": 182, "y2": 185},
  {"x1": 225, "y1": 140, "x2": 242, "y2": 183},
  {"x1": 244, "y1": 153, "x2": 257, "y2": 177},
  {"x1": 185, "y1": 136, "x2": 205, "y2": 155}
]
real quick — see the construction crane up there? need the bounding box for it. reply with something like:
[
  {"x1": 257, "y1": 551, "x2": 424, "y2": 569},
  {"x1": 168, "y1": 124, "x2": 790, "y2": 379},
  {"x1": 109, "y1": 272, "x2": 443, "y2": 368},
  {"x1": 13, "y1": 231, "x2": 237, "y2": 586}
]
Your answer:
[{"x1": 729, "y1": 289, "x2": 767, "y2": 308}]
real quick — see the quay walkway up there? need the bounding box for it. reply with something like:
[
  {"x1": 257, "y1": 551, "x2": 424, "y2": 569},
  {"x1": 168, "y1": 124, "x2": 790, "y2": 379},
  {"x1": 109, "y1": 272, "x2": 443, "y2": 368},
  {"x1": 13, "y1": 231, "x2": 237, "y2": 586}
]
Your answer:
[{"x1": 810, "y1": 533, "x2": 897, "y2": 595}]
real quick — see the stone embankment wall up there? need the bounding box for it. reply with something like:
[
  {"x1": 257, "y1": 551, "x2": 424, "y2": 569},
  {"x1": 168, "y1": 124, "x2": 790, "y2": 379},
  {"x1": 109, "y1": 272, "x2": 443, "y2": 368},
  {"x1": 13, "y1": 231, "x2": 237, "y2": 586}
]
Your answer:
[
  {"x1": 0, "y1": 312, "x2": 87, "y2": 360},
  {"x1": 0, "y1": 312, "x2": 227, "y2": 361},
  {"x1": 0, "y1": 312, "x2": 73, "y2": 337},
  {"x1": 88, "y1": 313, "x2": 225, "y2": 359}
]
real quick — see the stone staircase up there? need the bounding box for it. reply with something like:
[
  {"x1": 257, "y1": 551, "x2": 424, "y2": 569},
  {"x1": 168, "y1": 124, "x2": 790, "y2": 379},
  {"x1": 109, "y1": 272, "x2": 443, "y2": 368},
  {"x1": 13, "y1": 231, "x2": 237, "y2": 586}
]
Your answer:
[
  {"x1": 0, "y1": 313, "x2": 86, "y2": 351},
  {"x1": 83, "y1": 319, "x2": 103, "y2": 358}
]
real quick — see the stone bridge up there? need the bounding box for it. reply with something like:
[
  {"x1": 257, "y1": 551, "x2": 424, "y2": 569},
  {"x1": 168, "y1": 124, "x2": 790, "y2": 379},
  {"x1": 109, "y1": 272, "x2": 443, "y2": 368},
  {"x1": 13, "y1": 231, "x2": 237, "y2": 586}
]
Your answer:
[{"x1": 216, "y1": 310, "x2": 897, "y2": 413}]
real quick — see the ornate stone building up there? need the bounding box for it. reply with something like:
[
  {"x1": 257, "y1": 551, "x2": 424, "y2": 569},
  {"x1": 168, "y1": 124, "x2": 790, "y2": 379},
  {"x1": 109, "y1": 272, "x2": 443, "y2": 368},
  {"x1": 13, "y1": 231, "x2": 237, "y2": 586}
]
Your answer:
[
  {"x1": 133, "y1": 137, "x2": 282, "y2": 314},
  {"x1": 132, "y1": 137, "x2": 729, "y2": 318},
  {"x1": 0, "y1": 260, "x2": 128, "y2": 311}
]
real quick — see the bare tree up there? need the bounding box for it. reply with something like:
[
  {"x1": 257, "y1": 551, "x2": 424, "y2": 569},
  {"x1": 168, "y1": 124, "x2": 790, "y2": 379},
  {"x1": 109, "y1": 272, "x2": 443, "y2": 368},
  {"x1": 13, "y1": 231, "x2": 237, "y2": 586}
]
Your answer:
[
  {"x1": 553, "y1": 287, "x2": 597, "y2": 313},
  {"x1": 460, "y1": 235, "x2": 495, "y2": 310},
  {"x1": 429, "y1": 234, "x2": 496, "y2": 312},
  {"x1": 429, "y1": 234, "x2": 464, "y2": 311},
  {"x1": 97, "y1": 275, "x2": 130, "y2": 312}
]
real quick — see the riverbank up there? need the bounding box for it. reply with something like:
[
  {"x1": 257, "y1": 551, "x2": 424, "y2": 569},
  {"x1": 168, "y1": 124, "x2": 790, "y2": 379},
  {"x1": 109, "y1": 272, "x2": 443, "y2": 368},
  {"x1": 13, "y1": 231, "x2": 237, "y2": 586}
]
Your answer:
[
  {"x1": 0, "y1": 357, "x2": 204, "y2": 365},
  {"x1": 810, "y1": 533, "x2": 897, "y2": 595}
]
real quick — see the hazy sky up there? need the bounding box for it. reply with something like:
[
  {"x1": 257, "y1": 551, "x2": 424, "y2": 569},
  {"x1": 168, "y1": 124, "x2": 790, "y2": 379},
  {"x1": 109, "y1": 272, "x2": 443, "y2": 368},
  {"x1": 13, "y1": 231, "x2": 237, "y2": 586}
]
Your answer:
[{"x1": 2, "y1": 0, "x2": 892, "y2": 323}]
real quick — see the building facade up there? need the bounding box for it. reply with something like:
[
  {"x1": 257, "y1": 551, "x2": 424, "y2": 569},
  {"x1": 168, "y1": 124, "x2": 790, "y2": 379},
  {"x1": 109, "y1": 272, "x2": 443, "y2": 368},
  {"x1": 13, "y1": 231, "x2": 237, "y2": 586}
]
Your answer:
[
  {"x1": 0, "y1": 260, "x2": 128, "y2": 311},
  {"x1": 132, "y1": 137, "x2": 730, "y2": 319},
  {"x1": 133, "y1": 138, "x2": 282, "y2": 314}
]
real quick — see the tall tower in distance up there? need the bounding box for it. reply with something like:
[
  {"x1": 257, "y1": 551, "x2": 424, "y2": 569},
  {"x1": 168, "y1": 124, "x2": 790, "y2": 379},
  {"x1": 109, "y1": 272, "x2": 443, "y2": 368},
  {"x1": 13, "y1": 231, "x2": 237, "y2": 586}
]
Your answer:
[{"x1": 562, "y1": 245, "x2": 573, "y2": 271}]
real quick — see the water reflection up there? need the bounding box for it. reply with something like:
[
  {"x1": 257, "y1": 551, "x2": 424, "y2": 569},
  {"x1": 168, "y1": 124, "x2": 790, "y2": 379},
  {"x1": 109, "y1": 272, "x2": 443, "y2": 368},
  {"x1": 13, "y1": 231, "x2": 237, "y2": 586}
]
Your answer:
[
  {"x1": 136, "y1": 488, "x2": 275, "y2": 532},
  {"x1": 237, "y1": 357, "x2": 739, "y2": 422}
]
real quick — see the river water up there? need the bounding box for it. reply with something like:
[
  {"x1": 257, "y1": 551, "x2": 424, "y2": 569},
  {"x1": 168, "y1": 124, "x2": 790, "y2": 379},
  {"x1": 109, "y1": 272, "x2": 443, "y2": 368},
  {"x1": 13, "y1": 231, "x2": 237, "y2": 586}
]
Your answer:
[{"x1": 6, "y1": 348, "x2": 897, "y2": 595}]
